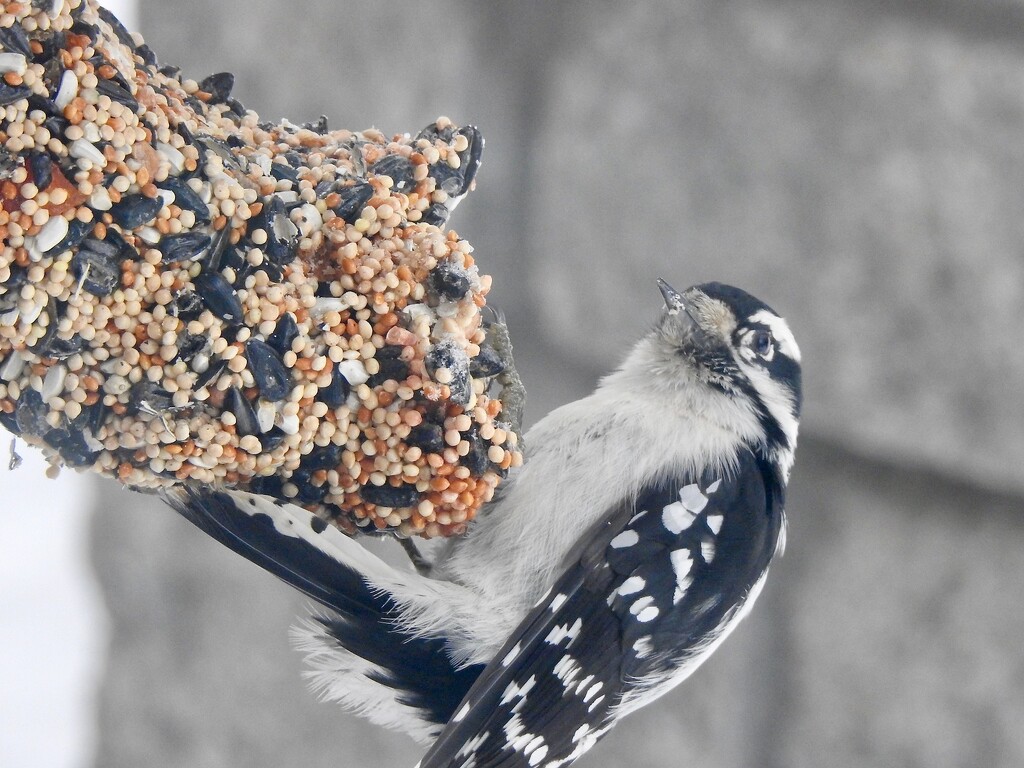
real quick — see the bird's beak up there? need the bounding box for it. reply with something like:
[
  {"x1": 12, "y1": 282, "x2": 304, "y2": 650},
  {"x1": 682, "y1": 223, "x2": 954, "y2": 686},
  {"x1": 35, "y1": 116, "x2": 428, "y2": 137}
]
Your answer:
[
  {"x1": 657, "y1": 280, "x2": 723, "y2": 358},
  {"x1": 657, "y1": 279, "x2": 686, "y2": 315}
]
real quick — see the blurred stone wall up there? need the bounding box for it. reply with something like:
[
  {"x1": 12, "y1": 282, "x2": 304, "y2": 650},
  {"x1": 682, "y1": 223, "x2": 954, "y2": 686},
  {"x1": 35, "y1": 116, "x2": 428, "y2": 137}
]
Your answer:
[{"x1": 89, "y1": 1, "x2": 1024, "y2": 767}]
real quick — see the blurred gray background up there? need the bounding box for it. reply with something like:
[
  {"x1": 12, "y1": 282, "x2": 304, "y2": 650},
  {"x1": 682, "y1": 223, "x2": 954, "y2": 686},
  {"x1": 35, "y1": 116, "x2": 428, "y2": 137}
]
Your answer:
[{"x1": 83, "y1": 1, "x2": 1024, "y2": 767}]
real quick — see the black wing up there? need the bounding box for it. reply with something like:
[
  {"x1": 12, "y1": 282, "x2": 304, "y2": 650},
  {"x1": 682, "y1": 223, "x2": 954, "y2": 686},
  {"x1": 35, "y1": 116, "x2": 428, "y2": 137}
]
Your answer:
[
  {"x1": 418, "y1": 448, "x2": 784, "y2": 768},
  {"x1": 167, "y1": 488, "x2": 482, "y2": 728}
]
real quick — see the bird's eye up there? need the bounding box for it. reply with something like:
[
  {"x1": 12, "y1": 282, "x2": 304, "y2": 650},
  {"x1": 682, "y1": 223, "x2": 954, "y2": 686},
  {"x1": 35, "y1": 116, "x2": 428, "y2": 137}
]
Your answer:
[{"x1": 752, "y1": 330, "x2": 773, "y2": 357}]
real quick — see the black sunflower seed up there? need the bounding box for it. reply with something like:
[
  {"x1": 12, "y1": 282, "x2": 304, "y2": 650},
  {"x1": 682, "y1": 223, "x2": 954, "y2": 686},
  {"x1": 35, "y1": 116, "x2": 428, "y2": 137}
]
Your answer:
[
  {"x1": 0, "y1": 145, "x2": 20, "y2": 179},
  {"x1": 135, "y1": 44, "x2": 158, "y2": 69},
  {"x1": 194, "y1": 359, "x2": 227, "y2": 390},
  {"x1": 50, "y1": 425, "x2": 101, "y2": 465},
  {"x1": 470, "y1": 345, "x2": 506, "y2": 378},
  {"x1": 415, "y1": 124, "x2": 483, "y2": 198},
  {"x1": 331, "y1": 181, "x2": 373, "y2": 223},
  {"x1": 110, "y1": 193, "x2": 163, "y2": 229},
  {"x1": 426, "y1": 340, "x2": 471, "y2": 404},
  {"x1": 405, "y1": 423, "x2": 445, "y2": 453},
  {"x1": 170, "y1": 289, "x2": 203, "y2": 320},
  {"x1": 104, "y1": 227, "x2": 140, "y2": 261},
  {"x1": 199, "y1": 72, "x2": 234, "y2": 103},
  {"x1": 302, "y1": 115, "x2": 329, "y2": 135},
  {"x1": 360, "y1": 483, "x2": 421, "y2": 509},
  {"x1": 454, "y1": 125, "x2": 484, "y2": 195},
  {"x1": 96, "y1": 5, "x2": 133, "y2": 46},
  {"x1": 269, "y1": 161, "x2": 299, "y2": 184},
  {"x1": 367, "y1": 357, "x2": 408, "y2": 388},
  {"x1": 267, "y1": 313, "x2": 299, "y2": 354},
  {"x1": 419, "y1": 204, "x2": 450, "y2": 227},
  {"x1": 290, "y1": 468, "x2": 327, "y2": 503},
  {"x1": 0, "y1": 25, "x2": 31, "y2": 57},
  {"x1": 0, "y1": 409, "x2": 19, "y2": 435},
  {"x1": 34, "y1": 326, "x2": 83, "y2": 360},
  {"x1": 224, "y1": 98, "x2": 247, "y2": 121},
  {"x1": 127, "y1": 382, "x2": 173, "y2": 415},
  {"x1": 460, "y1": 427, "x2": 490, "y2": 475},
  {"x1": 429, "y1": 262, "x2": 471, "y2": 301},
  {"x1": 15, "y1": 389, "x2": 50, "y2": 436},
  {"x1": 43, "y1": 114, "x2": 67, "y2": 138},
  {"x1": 43, "y1": 427, "x2": 100, "y2": 467},
  {"x1": 70, "y1": 400, "x2": 108, "y2": 435},
  {"x1": 96, "y1": 77, "x2": 138, "y2": 110},
  {"x1": 319, "y1": 365, "x2": 351, "y2": 408},
  {"x1": 157, "y1": 176, "x2": 210, "y2": 222},
  {"x1": 245, "y1": 339, "x2": 290, "y2": 401},
  {"x1": 174, "y1": 332, "x2": 206, "y2": 363},
  {"x1": 258, "y1": 427, "x2": 287, "y2": 452},
  {"x1": 158, "y1": 232, "x2": 211, "y2": 263},
  {"x1": 69, "y1": 19, "x2": 99, "y2": 40},
  {"x1": 248, "y1": 194, "x2": 295, "y2": 264},
  {"x1": 28, "y1": 152, "x2": 52, "y2": 190},
  {"x1": 194, "y1": 271, "x2": 243, "y2": 322},
  {"x1": 301, "y1": 444, "x2": 343, "y2": 472},
  {"x1": 48, "y1": 218, "x2": 92, "y2": 256},
  {"x1": 370, "y1": 154, "x2": 415, "y2": 193},
  {"x1": 226, "y1": 387, "x2": 259, "y2": 437},
  {"x1": 0, "y1": 83, "x2": 31, "y2": 106},
  {"x1": 72, "y1": 242, "x2": 121, "y2": 297}
]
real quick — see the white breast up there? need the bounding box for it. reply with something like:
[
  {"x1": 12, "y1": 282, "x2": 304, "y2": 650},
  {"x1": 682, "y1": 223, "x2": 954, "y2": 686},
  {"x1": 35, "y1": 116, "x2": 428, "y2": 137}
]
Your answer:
[{"x1": 437, "y1": 368, "x2": 758, "y2": 659}]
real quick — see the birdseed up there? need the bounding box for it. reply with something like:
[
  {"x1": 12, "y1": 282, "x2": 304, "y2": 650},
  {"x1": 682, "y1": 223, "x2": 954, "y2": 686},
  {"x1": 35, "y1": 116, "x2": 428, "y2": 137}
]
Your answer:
[{"x1": 0, "y1": 0, "x2": 522, "y2": 537}]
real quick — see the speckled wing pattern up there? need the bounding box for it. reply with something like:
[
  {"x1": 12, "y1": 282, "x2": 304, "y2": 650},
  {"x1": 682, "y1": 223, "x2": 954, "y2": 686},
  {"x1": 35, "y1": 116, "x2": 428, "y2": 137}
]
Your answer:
[{"x1": 419, "y1": 449, "x2": 784, "y2": 768}]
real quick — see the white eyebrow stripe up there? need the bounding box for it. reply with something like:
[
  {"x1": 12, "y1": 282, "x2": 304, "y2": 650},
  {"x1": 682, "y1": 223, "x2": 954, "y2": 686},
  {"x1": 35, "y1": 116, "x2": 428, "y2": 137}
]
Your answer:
[{"x1": 749, "y1": 310, "x2": 801, "y2": 363}]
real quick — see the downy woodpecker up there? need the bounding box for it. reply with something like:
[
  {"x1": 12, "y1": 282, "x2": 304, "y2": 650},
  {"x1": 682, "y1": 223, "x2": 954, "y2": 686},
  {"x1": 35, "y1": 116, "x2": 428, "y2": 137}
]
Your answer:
[{"x1": 170, "y1": 278, "x2": 802, "y2": 768}]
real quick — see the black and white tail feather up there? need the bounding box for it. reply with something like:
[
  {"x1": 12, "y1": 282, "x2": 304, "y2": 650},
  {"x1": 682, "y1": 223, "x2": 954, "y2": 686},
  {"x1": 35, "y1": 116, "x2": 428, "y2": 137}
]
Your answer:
[{"x1": 169, "y1": 280, "x2": 803, "y2": 768}]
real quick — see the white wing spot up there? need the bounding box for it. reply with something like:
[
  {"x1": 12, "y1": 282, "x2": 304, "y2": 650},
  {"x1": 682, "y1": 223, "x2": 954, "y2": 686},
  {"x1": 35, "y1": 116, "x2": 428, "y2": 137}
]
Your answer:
[
  {"x1": 553, "y1": 655, "x2": 582, "y2": 687},
  {"x1": 549, "y1": 593, "x2": 568, "y2": 611},
  {"x1": 457, "y1": 732, "x2": 488, "y2": 758},
  {"x1": 545, "y1": 618, "x2": 583, "y2": 645},
  {"x1": 533, "y1": 586, "x2": 553, "y2": 608},
  {"x1": 502, "y1": 643, "x2": 522, "y2": 667},
  {"x1": 582, "y1": 681, "x2": 604, "y2": 703},
  {"x1": 528, "y1": 743, "x2": 549, "y2": 766},
  {"x1": 610, "y1": 530, "x2": 639, "y2": 548},
  {"x1": 572, "y1": 724, "x2": 591, "y2": 744},
  {"x1": 630, "y1": 595, "x2": 655, "y2": 616},
  {"x1": 524, "y1": 735, "x2": 546, "y2": 757},
  {"x1": 617, "y1": 576, "x2": 646, "y2": 596},
  {"x1": 679, "y1": 484, "x2": 709, "y2": 513},
  {"x1": 628, "y1": 509, "x2": 649, "y2": 525},
  {"x1": 706, "y1": 514, "x2": 724, "y2": 535},
  {"x1": 706, "y1": 479, "x2": 722, "y2": 493},
  {"x1": 701, "y1": 541, "x2": 716, "y2": 563},
  {"x1": 632, "y1": 636, "x2": 653, "y2": 659},
  {"x1": 673, "y1": 581, "x2": 692, "y2": 604},
  {"x1": 503, "y1": 714, "x2": 535, "y2": 752},
  {"x1": 573, "y1": 674, "x2": 594, "y2": 694},
  {"x1": 662, "y1": 501, "x2": 696, "y2": 534},
  {"x1": 453, "y1": 702, "x2": 470, "y2": 722},
  {"x1": 637, "y1": 606, "x2": 660, "y2": 623},
  {"x1": 587, "y1": 694, "x2": 606, "y2": 712},
  {"x1": 670, "y1": 549, "x2": 693, "y2": 586},
  {"x1": 500, "y1": 675, "x2": 537, "y2": 708}
]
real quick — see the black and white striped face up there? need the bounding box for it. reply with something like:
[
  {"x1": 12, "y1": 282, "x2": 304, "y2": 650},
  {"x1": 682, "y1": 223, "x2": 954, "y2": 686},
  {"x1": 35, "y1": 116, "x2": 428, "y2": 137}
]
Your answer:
[{"x1": 656, "y1": 280, "x2": 803, "y2": 471}]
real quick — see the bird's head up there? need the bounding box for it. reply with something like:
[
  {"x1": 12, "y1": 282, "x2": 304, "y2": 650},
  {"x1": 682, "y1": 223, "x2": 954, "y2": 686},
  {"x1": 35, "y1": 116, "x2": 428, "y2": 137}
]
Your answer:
[{"x1": 616, "y1": 280, "x2": 803, "y2": 477}]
